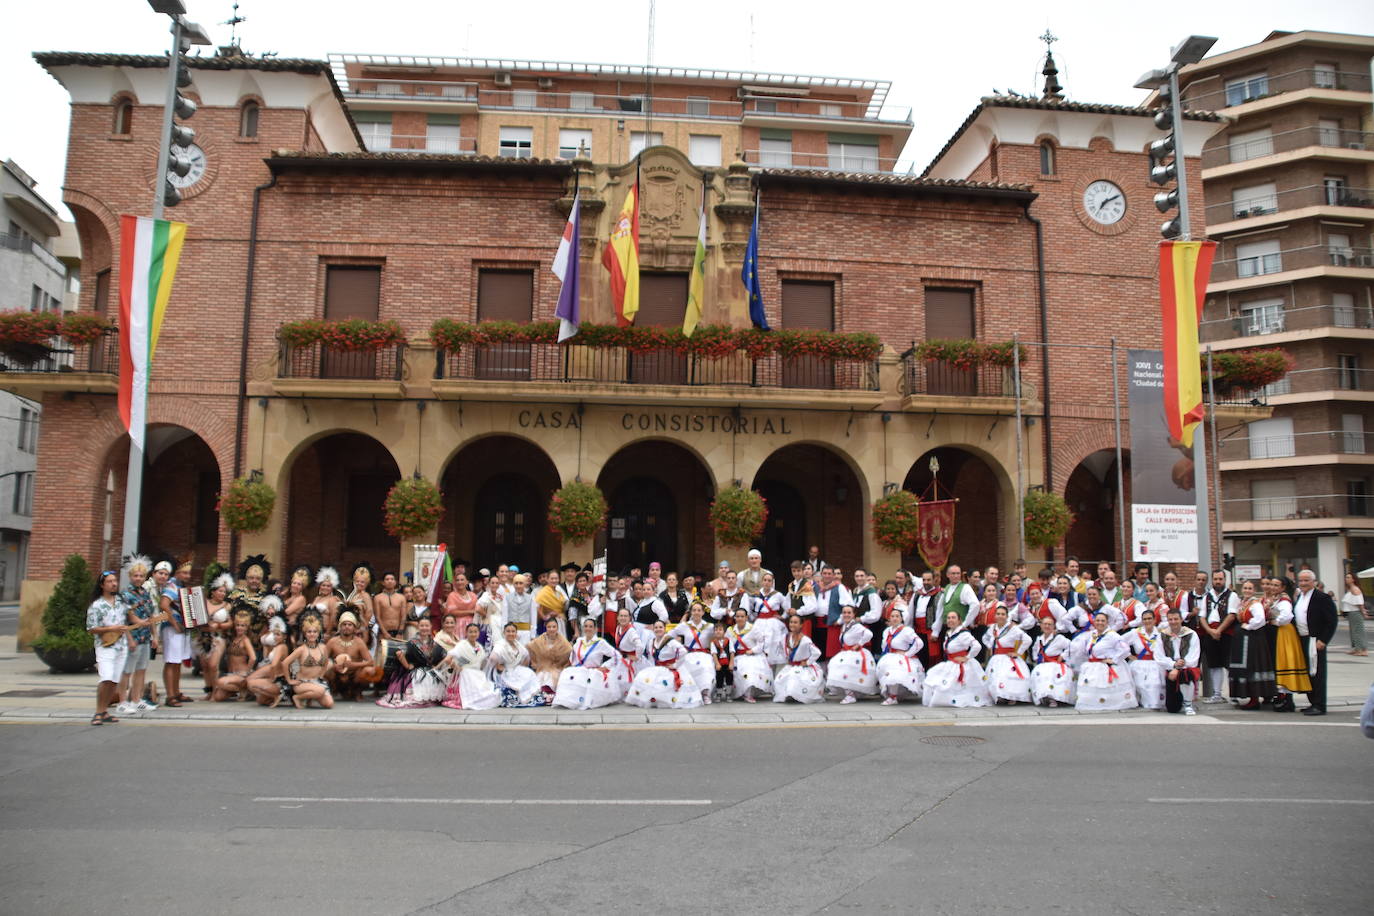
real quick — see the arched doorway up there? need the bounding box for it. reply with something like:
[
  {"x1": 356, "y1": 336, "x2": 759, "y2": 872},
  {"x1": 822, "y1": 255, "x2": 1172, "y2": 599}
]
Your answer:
[
  {"x1": 440, "y1": 436, "x2": 560, "y2": 574},
  {"x1": 597, "y1": 441, "x2": 714, "y2": 574},
  {"x1": 108, "y1": 424, "x2": 222, "y2": 565},
  {"x1": 752, "y1": 444, "x2": 864, "y2": 575},
  {"x1": 757, "y1": 479, "x2": 805, "y2": 570},
  {"x1": 286, "y1": 432, "x2": 400, "y2": 573},
  {"x1": 903, "y1": 447, "x2": 1005, "y2": 574},
  {"x1": 1064, "y1": 449, "x2": 1126, "y2": 568}
]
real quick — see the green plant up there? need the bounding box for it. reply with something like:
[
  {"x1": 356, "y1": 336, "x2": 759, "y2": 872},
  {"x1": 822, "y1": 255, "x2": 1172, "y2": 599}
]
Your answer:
[
  {"x1": 1023, "y1": 489, "x2": 1074, "y2": 551},
  {"x1": 547, "y1": 481, "x2": 608, "y2": 544},
  {"x1": 0, "y1": 311, "x2": 62, "y2": 360},
  {"x1": 279, "y1": 318, "x2": 406, "y2": 351},
  {"x1": 384, "y1": 477, "x2": 445, "y2": 539},
  {"x1": 980, "y1": 340, "x2": 1028, "y2": 368},
  {"x1": 709, "y1": 485, "x2": 768, "y2": 548},
  {"x1": 685, "y1": 324, "x2": 738, "y2": 360},
  {"x1": 218, "y1": 476, "x2": 276, "y2": 533},
  {"x1": 1204, "y1": 348, "x2": 1293, "y2": 393},
  {"x1": 871, "y1": 489, "x2": 922, "y2": 553},
  {"x1": 59, "y1": 312, "x2": 113, "y2": 345},
  {"x1": 278, "y1": 319, "x2": 330, "y2": 348},
  {"x1": 31, "y1": 554, "x2": 96, "y2": 654},
  {"x1": 915, "y1": 338, "x2": 983, "y2": 370}
]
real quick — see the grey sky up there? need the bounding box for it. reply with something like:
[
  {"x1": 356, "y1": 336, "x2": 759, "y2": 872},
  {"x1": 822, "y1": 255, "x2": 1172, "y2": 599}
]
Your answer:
[{"x1": 5, "y1": 0, "x2": 1372, "y2": 220}]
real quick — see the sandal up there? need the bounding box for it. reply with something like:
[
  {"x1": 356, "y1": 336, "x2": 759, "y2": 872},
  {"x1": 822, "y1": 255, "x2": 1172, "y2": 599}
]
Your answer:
[
  {"x1": 175, "y1": 694, "x2": 195, "y2": 703},
  {"x1": 90, "y1": 714, "x2": 104, "y2": 726},
  {"x1": 100, "y1": 712, "x2": 119, "y2": 724},
  {"x1": 165, "y1": 698, "x2": 183, "y2": 708}
]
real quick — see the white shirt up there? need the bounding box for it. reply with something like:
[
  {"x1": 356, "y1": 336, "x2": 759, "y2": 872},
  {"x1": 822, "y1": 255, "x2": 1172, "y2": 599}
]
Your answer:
[{"x1": 1294, "y1": 589, "x2": 1313, "y2": 635}]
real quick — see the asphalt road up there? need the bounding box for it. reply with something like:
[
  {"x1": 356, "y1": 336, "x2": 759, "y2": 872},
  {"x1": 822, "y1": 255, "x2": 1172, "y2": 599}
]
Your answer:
[
  {"x1": 1, "y1": 716, "x2": 1370, "y2": 915},
  {"x1": 0, "y1": 603, "x2": 17, "y2": 637}
]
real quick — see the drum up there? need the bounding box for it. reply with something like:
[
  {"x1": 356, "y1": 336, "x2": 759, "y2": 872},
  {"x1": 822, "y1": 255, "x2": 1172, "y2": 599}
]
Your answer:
[{"x1": 376, "y1": 638, "x2": 408, "y2": 679}]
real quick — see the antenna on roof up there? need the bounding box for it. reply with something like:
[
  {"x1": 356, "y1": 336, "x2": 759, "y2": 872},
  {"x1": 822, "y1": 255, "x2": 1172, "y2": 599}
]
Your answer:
[{"x1": 644, "y1": 0, "x2": 656, "y2": 141}]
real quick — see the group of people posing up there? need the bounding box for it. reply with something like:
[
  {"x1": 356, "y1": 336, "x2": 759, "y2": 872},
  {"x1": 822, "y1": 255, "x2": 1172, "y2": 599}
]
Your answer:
[{"x1": 81, "y1": 549, "x2": 1340, "y2": 724}]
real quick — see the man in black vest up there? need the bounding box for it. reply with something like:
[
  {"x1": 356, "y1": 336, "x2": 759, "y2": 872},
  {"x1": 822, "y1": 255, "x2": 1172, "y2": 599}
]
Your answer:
[
  {"x1": 1292, "y1": 570, "x2": 1339, "y2": 716},
  {"x1": 1199, "y1": 571, "x2": 1238, "y2": 703}
]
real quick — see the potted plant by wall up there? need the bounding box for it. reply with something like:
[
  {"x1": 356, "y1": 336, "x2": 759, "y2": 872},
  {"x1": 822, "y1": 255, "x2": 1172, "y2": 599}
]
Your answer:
[
  {"x1": 0, "y1": 310, "x2": 61, "y2": 366},
  {"x1": 709, "y1": 485, "x2": 769, "y2": 548},
  {"x1": 31, "y1": 554, "x2": 98, "y2": 674},
  {"x1": 547, "y1": 481, "x2": 608, "y2": 545}
]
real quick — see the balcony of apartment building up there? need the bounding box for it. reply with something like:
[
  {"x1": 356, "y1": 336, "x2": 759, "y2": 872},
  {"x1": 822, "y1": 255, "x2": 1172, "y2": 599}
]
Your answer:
[
  {"x1": 1207, "y1": 239, "x2": 1374, "y2": 294},
  {"x1": 0, "y1": 327, "x2": 119, "y2": 398},
  {"x1": 1200, "y1": 124, "x2": 1374, "y2": 181},
  {"x1": 1204, "y1": 180, "x2": 1374, "y2": 236},
  {"x1": 1222, "y1": 486, "x2": 1374, "y2": 535},
  {"x1": 1251, "y1": 363, "x2": 1374, "y2": 406},
  {"x1": 1200, "y1": 296, "x2": 1374, "y2": 347},
  {"x1": 741, "y1": 146, "x2": 915, "y2": 175},
  {"x1": 0, "y1": 231, "x2": 67, "y2": 283},
  {"x1": 1219, "y1": 420, "x2": 1374, "y2": 471},
  {"x1": 1184, "y1": 66, "x2": 1372, "y2": 115}
]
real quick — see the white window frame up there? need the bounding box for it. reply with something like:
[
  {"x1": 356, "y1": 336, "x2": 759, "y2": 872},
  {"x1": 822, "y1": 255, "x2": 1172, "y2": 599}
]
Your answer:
[
  {"x1": 629, "y1": 131, "x2": 663, "y2": 158},
  {"x1": 570, "y1": 91, "x2": 595, "y2": 111},
  {"x1": 1229, "y1": 127, "x2": 1273, "y2": 163},
  {"x1": 1235, "y1": 239, "x2": 1282, "y2": 277},
  {"x1": 357, "y1": 120, "x2": 392, "y2": 152},
  {"x1": 1331, "y1": 292, "x2": 1358, "y2": 328},
  {"x1": 1231, "y1": 182, "x2": 1277, "y2": 217},
  {"x1": 1247, "y1": 417, "x2": 1295, "y2": 459},
  {"x1": 1314, "y1": 64, "x2": 1338, "y2": 89},
  {"x1": 1317, "y1": 118, "x2": 1342, "y2": 147},
  {"x1": 425, "y1": 122, "x2": 462, "y2": 154},
  {"x1": 1251, "y1": 478, "x2": 1297, "y2": 521},
  {"x1": 688, "y1": 134, "x2": 721, "y2": 167},
  {"x1": 1240, "y1": 297, "x2": 1285, "y2": 335},
  {"x1": 558, "y1": 128, "x2": 592, "y2": 160},
  {"x1": 758, "y1": 136, "x2": 792, "y2": 167},
  {"x1": 827, "y1": 141, "x2": 880, "y2": 172},
  {"x1": 1343, "y1": 413, "x2": 1366, "y2": 455},
  {"x1": 499, "y1": 126, "x2": 534, "y2": 159},
  {"x1": 1225, "y1": 72, "x2": 1270, "y2": 106}
]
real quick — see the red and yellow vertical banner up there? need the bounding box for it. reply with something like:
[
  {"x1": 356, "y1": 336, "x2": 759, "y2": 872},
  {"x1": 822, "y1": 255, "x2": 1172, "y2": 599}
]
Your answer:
[
  {"x1": 1159, "y1": 240, "x2": 1217, "y2": 448},
  {"x1": 602, "y1": 181, "x2": 640, "y2": 327}
]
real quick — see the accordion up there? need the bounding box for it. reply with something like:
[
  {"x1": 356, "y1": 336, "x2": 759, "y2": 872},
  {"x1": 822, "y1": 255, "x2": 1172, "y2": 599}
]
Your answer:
[{"x1": 180, "y1": 586, "x2": 209, "y2": 628}]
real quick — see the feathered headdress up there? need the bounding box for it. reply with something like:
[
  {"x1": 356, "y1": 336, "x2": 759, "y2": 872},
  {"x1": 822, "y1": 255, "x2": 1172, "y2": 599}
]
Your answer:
[
  {"x1": 237, "y1": 554, "x2": 271, "y2": 581},
  {"x1": 315, "y1": 566, "x2": 340, "y2": 588},
  {"x1": 290, "y1": 565, "x2": 313, "y2": 587},
  {"x1": 210, "y1": 572, "x2": 236, "y2": 595},
  {"x1": 124, "y1": 554, "x2": 153, "y2": 577},
  {"x1": 260, "y1": 594, "x2": 284, "y2": 616}
]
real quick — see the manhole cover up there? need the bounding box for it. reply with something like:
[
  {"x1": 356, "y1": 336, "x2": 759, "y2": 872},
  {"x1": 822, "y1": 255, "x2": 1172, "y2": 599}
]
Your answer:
[
  {"x1": 1, "y1": 688, "x2": 64, "y2": 698},
  {"x1": 920, "y1": 735, "x2": 985, "y2": 747}
]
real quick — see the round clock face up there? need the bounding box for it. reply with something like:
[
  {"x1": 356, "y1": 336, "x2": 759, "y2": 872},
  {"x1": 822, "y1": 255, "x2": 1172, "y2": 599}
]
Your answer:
[
  {"x1": 169, "y1": 144, "x2": 207, "y2": 189},
  {"x1": 1083, "y1": 179, "x2": 1125, "y2": 225}
]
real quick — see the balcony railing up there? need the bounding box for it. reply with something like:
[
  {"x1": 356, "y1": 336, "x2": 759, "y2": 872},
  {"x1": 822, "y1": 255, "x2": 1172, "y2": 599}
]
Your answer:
[
  {"x1": 1220, "y1": 429, "x2": 1372, "y2": 462},
  {"x1": 1253, "y1": 366, "x2": 1374, "y2": 396},
  {"x1": 363, "y1": 134, "x2": 478, "y2": 155},
  {"x1": 0, "y1": 329, "x2": 118, "y2": 375},
  {"x1": 740, "y1": 148, "x2": 916, "y2": 174},
  {"x1": 1210, "y1": 245, "x2": 1374, "y2": 284},
  {"x1": 1200, "y1": 303, "x2": 1374, "y2": 342},
  {"x1": 0, "y1": 232, "x2": 67, "y2": 278},
  {"x1": 348, "y1": 78, "x2": 480, "y2": 101},
  {"x1": 1223, "y1": 493, "x2": 1371, "y2": 523},
  {"x1": 436, "y1": 342, "x2": 879, "y2": 391},
  {"x1": 278, "y1": 341, "x2": 406, "y2": 382},
  {"x1": 1202, "y1": 126, "x2": 1374, "y2": 169},
  {"x1": 897, "y1": 350, "x2": 1018, "y2": 398},
  {"x1": 1207, "y1": 184, "x2": 1374, "y2": 221},
  {"x1": 1183, "y1": 67, "x2": 1373, "y2": 111}
]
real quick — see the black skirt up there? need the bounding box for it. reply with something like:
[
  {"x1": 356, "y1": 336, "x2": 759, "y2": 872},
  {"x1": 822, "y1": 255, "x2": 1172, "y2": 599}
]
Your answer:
[{"x1": 1228, "y1": 627, "x2": 1276, "y2": 700}]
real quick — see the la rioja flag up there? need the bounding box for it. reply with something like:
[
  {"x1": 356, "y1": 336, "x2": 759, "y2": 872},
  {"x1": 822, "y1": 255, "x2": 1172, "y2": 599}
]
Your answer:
[{"x1": 118, "y1": 215, "x2": 186, "y2": 450}]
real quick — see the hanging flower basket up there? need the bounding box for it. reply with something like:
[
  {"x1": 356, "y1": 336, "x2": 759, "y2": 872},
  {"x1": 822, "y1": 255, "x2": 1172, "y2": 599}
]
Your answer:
[
  {"x1": 218, "y1": 476, "x2": 276, "y2": 533},
  {"x1": 709, "y1": 485, "x2": 768, "y2": 548},
  {"x1": 1023, "y1": 489, "x2": 1074, "y2": 551},
  {"x1": 548, "y1": 481, "x2": 608, "y2": 545},
  {"x1": 383, "y1": 476, "x2": 444, "y2": 539},
  {"x1": 871, "y1": 489, "x2": 922, "y2": 553},
  {"x1": 1204, "y1": 348, "x2": 1293, "y2": 396}
]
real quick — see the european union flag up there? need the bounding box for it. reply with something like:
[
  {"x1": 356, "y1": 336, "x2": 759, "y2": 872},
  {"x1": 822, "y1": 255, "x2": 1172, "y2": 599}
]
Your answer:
[{"x1": 741, "y1": 203, "x2": 771, "y2": 330}]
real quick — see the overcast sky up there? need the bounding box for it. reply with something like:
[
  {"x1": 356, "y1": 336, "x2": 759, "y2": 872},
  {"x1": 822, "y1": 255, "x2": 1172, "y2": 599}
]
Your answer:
[{"x1": 5, "y1": 0, "x2": 1372, "y2": 222}]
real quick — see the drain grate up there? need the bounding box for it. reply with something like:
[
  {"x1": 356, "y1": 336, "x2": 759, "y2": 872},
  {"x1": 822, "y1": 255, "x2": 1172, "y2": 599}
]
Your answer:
[
  {"x1": 1, "y1": 688, "x2": 65, "y2": 698},
  {"x1": 920, "y1": 735, "x2": 986, "y2": 747}
]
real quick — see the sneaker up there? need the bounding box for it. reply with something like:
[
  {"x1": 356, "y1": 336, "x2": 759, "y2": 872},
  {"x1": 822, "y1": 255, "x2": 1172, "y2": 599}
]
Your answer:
[
  {"x1": 840, "y1": 694, "x2": 857, "y2": 705},
  {"x1": 1184, "y1": 705, "x2": 1197, "y2": 716},
  {"x1": 136, "y1": 699, "x2": 156, "y2": 712},
  {"x1": 881, "y1": 697, "x2": 897, "y2": 706},
  {"x1": 117, "y1": 702, "x2": 137, "y2": 715}
]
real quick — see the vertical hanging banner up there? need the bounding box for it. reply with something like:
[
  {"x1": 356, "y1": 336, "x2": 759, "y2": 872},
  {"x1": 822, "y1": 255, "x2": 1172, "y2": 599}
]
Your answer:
[
  {"x1": 118, "y1": 215, "x2": 187, "y2": 450},
  {"x1": 1128, "y1": 349, "x2": 1198, "y2": 562}
]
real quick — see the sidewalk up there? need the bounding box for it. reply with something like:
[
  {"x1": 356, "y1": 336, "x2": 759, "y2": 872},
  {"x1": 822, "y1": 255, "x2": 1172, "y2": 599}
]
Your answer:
[{"x1": 1, "y1": 635, "x2": 1368, "y2": 728}]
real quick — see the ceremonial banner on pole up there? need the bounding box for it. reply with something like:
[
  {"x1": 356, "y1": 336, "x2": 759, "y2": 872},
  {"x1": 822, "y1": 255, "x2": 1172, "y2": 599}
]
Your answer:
[
  {"x1": 413, "y1": 543, "x2": 443, "y2": 593},
  {"x1": 1159, "y1": 240, "x2": 1217, "y2": 448},
  {"x1": 1128, "y1": 349, "x2": 1198, "y2": 562},
  {"x1": 118, "y1": 214, "x2": 186, "y2": 450},
  {"x1": 592, "y1": 553, "x2": 607, "y2": 596},
  {"x1": 916, "y1": 500, "x2": 957, "y2": 573},
  {"x1": 602, "y1": 182, "x2": 640, "y2": 327}
]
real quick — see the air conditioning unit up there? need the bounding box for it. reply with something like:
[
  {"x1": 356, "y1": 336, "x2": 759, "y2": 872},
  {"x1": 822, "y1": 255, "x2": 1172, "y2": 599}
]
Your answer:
[
  {"x1": 537, "y1": 77, "x2": 554, "y2": 89},
  {"x1": 1357, "y1": 254, "x2": 1374, "y2": 267},
  {"x1": 1349, "y1": 141, "x2": 1367, "y2": 150},
  {"x1": 494, "y1": 71, "x2": 512, "y2": 87}
]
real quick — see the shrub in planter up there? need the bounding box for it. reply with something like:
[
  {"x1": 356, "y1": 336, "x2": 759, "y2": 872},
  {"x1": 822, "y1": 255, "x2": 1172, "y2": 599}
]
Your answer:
[
  {"x1": 384, "y1": 477, "x2": 444, "y2": 539},
  {"x1": 218, "y1": 476, "x2": 275, "y2": 533},
  {"x1": 709, "y1": 485, "x2": 768, "y2": 548},
  {"x1": 548, "y1": 481, "x2": 608, "y2": 544},
  {"x1": 31, "y1": 553, "x2": 97, "y2": 672}
]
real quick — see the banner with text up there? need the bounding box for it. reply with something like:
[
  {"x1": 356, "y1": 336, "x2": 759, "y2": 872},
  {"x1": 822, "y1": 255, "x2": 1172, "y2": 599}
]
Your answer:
[{"x1": 1128, "y1": 349, "x2": 1198, "y2": 563}]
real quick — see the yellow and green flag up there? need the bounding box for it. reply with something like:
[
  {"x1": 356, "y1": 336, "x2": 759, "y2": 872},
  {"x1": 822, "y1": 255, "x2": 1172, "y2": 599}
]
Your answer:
[{"x1": 683, "y1": 197, "x2": 707, "y2": 336}]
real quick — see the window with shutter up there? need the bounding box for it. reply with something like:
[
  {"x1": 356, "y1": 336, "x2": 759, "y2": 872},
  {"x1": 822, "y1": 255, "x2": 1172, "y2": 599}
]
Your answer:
[
  {"x1": 323, "y1": 266, "x2": 382, "y2": 378},
  {"x1": 781, "y1": 280, "x2": 834, "y2": 389},
  {"x1": 630, "y1": 273, "x2": 688, "y2": 384},
  {"x1": 476, "y1": 269, "x2": 534, "y2": 379},
  {"x1": 924, "y1": 287, "x2": 976, "y2": 394}
]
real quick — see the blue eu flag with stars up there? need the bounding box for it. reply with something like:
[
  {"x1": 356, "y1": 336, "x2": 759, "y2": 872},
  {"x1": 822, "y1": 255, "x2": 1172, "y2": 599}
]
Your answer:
[{"x1": 741, "y1": 203, "x2": 771, "y2": 330}]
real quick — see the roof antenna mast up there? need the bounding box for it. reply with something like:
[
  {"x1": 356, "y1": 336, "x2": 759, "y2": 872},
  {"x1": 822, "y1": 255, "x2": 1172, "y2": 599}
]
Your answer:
[{"x1": 645, "y1": 0, "x2": 656, "y2": 140}]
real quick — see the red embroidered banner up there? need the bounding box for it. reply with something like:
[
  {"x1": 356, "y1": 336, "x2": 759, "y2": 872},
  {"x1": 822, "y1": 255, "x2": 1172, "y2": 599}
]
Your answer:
[{"x1": 916, "y1": 499, "x2": 957, "y2": 573}]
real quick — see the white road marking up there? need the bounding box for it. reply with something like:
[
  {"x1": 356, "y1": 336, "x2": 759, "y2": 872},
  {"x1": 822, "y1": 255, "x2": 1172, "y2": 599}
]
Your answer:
[
  {"x1": 1149, "y1": 797, "x2": 1374, "y2": 805},
  {"x1": 255, "y1": 796, "x2": 713, "y2": 806}
]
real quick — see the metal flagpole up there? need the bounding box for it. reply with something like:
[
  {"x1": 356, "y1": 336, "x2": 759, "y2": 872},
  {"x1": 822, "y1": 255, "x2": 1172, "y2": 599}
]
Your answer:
[
  {"x1": 1111, "y1": 338, "x2": 1128, "y2": 573},
  {"x1": 1206, "y1": 347, "x2": 1223, "y2": 574},
  {"x1": 1013, "y1": 333, "x2": 1025, "y2": 561}
]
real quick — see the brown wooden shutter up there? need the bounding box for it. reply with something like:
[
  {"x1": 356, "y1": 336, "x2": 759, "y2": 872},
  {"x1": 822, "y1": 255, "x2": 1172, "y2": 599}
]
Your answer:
[
  {"x1": 781, "y1": 280, "x2": 834, "y2": 330},
  {"x1": 477, "y1": 270, "x2": 534, "y2": 321},
  {"x1": 324, "y1": 266, "x2": 382, "y2": 319},
  {"x1": 93, "y1": 269, "x2": 111, "y2": 316},
  {"x1": 924, "y1": 288, "x2": 974, "y2": 339},
  {"x1": 636, "y1": 273, "x2": 689, "y2": 327}
]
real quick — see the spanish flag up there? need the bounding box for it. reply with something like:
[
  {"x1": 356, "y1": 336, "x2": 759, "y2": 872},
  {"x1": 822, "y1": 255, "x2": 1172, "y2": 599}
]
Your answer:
[
  {"x1": 1159, "y1": 240, "x2": 1217, "y2": 448},
  {"x1": 602, "y1": 181, "x2": 640, "y2": 326},
  {"x1": 118, "y1": 215, "x2": 187, "y2": 450}
]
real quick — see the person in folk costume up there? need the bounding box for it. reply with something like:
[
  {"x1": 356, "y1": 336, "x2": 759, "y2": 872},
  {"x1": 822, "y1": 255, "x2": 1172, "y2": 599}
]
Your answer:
[
  {"x1": 474, "y1": 575, "x2": 506, "y2": 644},
  {"x1": 1020, "y1": 582, "x2": 1063, "y2": 635},
  {"x1": 1122, "y1": 608, "x2": 1168, "y2": 710},
  {"x1": 825, "y1": 605, "x2": 878, "y2": 703},
  {"x1": 1116, "y1": 585, "x2": 1149, "y2": 632},
  {"x1": 852, "y1": 568, "x2": 885, "y2": 653},
  {"x1": 659, "y1": 571, "x2": 690, "y2": 624},
  {"x1": 1177, "y1": 570, "x2": 1208, "y2": 628},
  {"x1": 441, "y1": 622, "x2": 501, "y2": 710},
  {"x1": 534, "y1": 568, "x2": 568, "y2": 639},
  {"x1": 877, "y1": 607, "x2": 924, "y2": 705},
  {"x1": 247, "y1": 616, "x2": 290, "y2": 707},
  {"x1": 1070, "y1": 611, "x2": 1138, "y2": 711},
  {"x1": 880, "y1": 580, "x2": 911, "y2": 627},
  {"x1": 198, "y1": 573, "x2": 236, "y2": 699},
  {"x1": 1060, "y1": 585, "x2": 1104, "y2": 638},
  {"x1": 282, "y1": 566, "x2": 311, "y2": 631},
  {"x1": 606, "y1": 608, "x2": 641, "y2": 697},
  {"x1": 502, "y1": 573, "x2": 534, "y2": 646},
  {"x1": 1143, "y1": 582, "x2": 1172, "y2": 631},
  {"x1": 1029, "y1": 615, "x2": 1076, "y2": 707},
  {"x1": 211, "y1": 610, "x2": 259, "y2": 702},
  {"x1": 773, "y1": 613, "x2": 825, "y2": 704},
  {"x1": 710, "y1": 618, "x2": 734, "y2": 701},
  {"x1": 1159, "y1": 608, "x2": 1202, "y2": 715},
  {"x1": 528, "y1": 615, "x2": 573, "y2": 696},
  {"x1": 228, "y1": 555, "x2": 271, "y2": 632},
  {"x1": 1228, "y1": 579, "x2": 1277, "y2": 709},
  {"x1": 1266, "y1": 576, "x2": 1307, "y2": 713},
  {"x1": 910, "y1": 570, "x2": 943, "y2": 666},
  {"x1": 751, "y1": 572, "x2": 788, "y2": 665},
  {"x1": 982, "y1": 605, "x2": 1033, "y2": 705},
  {"x1": 310, "y1": 567, "x2": 343, "y2": 636},
  {"x1": 628, "y1": 578, "x2": 668, "y2": 646},
  {"x1": 923, "y1": 610, "x2": 992, "y2": 708},
  {"x1": 812, "y1": 565, "x2": 853, "y2": 660},
  {"x1": 593, "y1": 575, "x2": 632, "y2": 634},
  {"x1": 626, "y1": 620, "x2": 703, "y2": 709},
  {"x1": 971, "y1": 582, "x2": 1004, "y2": 651},
  {"x1": 563, "y1": 568, "x2": 593, "y2": 634},
  {"x1": 324, "y1": 611, "x2": 382, "y2": 702},
  {"x1": 786, "y1": 560, "x2": 818, "y2": 638},
  {"x1": 283, "y1": 613, "x2": 335, "y2": 709},
  {"x1": 726, "y1": 606, "x2": 774, "y2": 703},
  {"x1": 892, "y1": 569, "x2": 917, "y2": 606},
  {"x1": 1160, "y1": 571, "x2": 1182, "y2": 614},
  {"x1": 739, "y1": 549, "x2": 770, "y2": 597},
  {"x1": 710, "y1": 570, "x2": 749, "y2": 625},
  {"x1": 670, "y1": 600, "x2": 716, "y2": 705},
  {"x1": 375, "y1": 615, "x2": 448, "y2": 709},
  {"x1": 405, "y1": 585, "x2": 430, "y2": 639},
  {"x1": 341, "y1": 563, "x2": 375, "y2": 644},
  {"x1": 433, "y1": 612, "x2": 461, "y2": 656},
  {"x1": 488, "y1": 622, "x2": 542, "y2": 707},
  {"x1": 931, "y1": 564, "x2": 980, "y2": 647},
  {"x1": 1198, "y1": 570, "x2": 1239, "y2": 703},
  {"x1": 552, "y1": 617, "x2": 623, "y2": 710}
]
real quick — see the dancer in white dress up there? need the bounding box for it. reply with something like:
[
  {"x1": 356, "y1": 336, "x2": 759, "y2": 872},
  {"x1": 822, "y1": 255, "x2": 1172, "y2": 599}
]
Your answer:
[
  {"x1": 440, "y1": 623, "x2": 501, "y2": 710},
  {"x1": 981, "y1": 606, "x2": 1033, "y2": 704},
  {"x1": 727, "y1": 608, "x2": 774, "y2": 702},
  {"x1": 773, "y1": 614, "x2": 825, "y2": 704},
  {"x1": 1071, "y1": 612, "x2": 1138, "y2": 711},
  {"x1": 825, "y1": 607, "x2": 878, "y2": 702},
  {"x1": 923, "y1": 611, "x2": 993, "y2": 708},
  {"x1": 669, "y1": 601, "x2": 716, "y2": 705},
  {"x1": 552, "y1": 618, "x2": 625, "y2": 710},
  {"x1": 488, "y1": 622, "x2": 541, "y2": 707},
  {"x1": 876, "y1": 607, "x2": 924, "y2": 705},
  {"x1": 751, "y1": 573, "x2": 788, "y2": 665},
  {"x1": 1029, "y1": 615, "x2": 1076, "y2": 707},
  {"x1": 626, "y1": 621, "x2": 703, "y2": 709},
  {"x1": 1123, "y1": 609, "x2": 1167, "y2": 710}
]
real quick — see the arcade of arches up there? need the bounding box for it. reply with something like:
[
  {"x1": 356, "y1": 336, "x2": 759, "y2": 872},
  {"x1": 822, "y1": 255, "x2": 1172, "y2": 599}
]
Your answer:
[
  {"x1": 439, "y1": 436, "x2": 561, "y2": 575},
  {"x1": 901, "y1": 447, "x2": 1004, "y2": 574},
  {"x1": 1063, "y1": 449, "x2": 1129, "y2": 569},
  {"x1": 752, "y1": 444, "x2": 864, "y2": 576},
  {"x1": 285, "y1": 432, "x2": 401, "y2": 573}
]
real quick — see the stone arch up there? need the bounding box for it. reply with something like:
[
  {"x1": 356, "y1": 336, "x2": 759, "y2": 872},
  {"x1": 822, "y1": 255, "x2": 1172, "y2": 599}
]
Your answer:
[
  {"x1": 1053, "y1": 422, "x2": 1123, "y2": 494},
  {"x1": 439, "y1": 434, "x2": 562, "y2": 574},
  {"x1": 282, "y1": 430, "x2": 403, "y2": 573},
  {"x1": 583, "y1": 431, "x2": 722, "y2": 494},
  {"x1": 750, "y1": 442, "x2": 867, "y2": 575},
  {"x1": 902, "y1": 444, "x2": 1016, "y2": 573},
  {"x1": 1063, "y1": 448, "x2": 1129, "y2": 570},
  {"x1": 596, "y1": 439, "x2": 715, "y2": 574}
]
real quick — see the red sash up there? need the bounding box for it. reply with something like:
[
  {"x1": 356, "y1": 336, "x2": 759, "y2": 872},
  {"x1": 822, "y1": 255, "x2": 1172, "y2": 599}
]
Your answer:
[
  {"x1": 947, "y1": 650, "x2": 970, "y2": 683},
  {"x1": 1042, "y1": 653, "x2": 1068, "y2": 676}
]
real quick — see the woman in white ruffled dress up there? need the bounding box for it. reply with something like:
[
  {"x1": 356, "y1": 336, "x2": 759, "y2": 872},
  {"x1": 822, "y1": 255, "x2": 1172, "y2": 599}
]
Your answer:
[
  {"x1": 1122, "y1": 608, "x2": 1167, "y2": 710},
  {"x1": 825, "y1": 606, "x2": 878, "y2": 703},
  {"x1": 488, "y1": 622, "x2": 541, "y2": 707},
  {"x1": 608, "y1": 608, "x2": 643, "y2": 691},
  {"x1": 923, "y1": 611, "x2": 993, "y2": 708},
  {"x1": 669, "y1": 603, "x2": 715, "y2": 705},
  {"x1": 626, "y1": 621, "x2": 703, "y2": 709},
  {"x1": 1029, "y1": 615, "x2": 1076, "y2": 707},
  {"x1": 1071, "y1": 611, "x2": 1138, "y2": 711},
  {"x1": 727, "y1": 608, "x2": 774, "y2": 702},
  {"x1": 751, "y1": 573, "x2": 788, "y2": 665},
  {"x1": 877, "y1": 607, "x2": 924, "y2": 705},
  {"x1": 772, "y1": 614, "x2": 824, "y2": 704},
  {"x1": 552, "y1": 617, "x2": 624, "y2": 710},
  {"x1": 982, "y1": 606, "x2": 1033, "y2": 705},
  {"x1": 440, "y1": 623, "x2": 501, "y2": 710}
]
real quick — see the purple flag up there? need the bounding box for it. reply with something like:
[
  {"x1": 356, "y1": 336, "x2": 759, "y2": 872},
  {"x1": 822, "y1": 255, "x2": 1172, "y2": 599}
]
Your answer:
[{"x1": 552, "y1": 194, "x2": 581, "y2": 342}]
